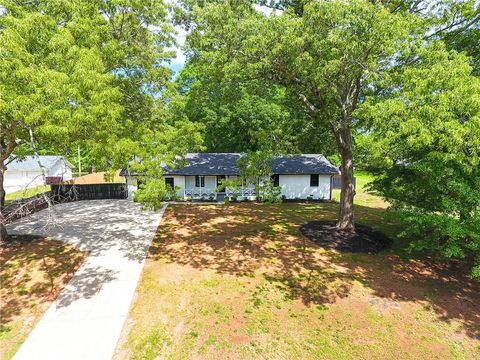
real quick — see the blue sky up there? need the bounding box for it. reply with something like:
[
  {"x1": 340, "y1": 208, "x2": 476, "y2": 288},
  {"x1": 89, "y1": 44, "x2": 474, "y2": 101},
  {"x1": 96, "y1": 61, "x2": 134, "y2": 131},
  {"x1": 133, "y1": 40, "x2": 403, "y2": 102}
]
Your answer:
[
  {"x1": 168, "y1": 24, "x2": 187, "y2": 75},
  {"x1": 167, "y1": 3, "x2": 276, "y2": 75}
]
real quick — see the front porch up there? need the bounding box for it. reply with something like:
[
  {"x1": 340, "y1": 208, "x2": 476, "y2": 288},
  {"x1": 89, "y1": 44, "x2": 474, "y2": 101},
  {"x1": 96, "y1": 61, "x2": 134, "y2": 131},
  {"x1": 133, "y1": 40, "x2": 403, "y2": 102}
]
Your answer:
[
  {"x1": 183, "y1": 187, "x2": 256, "y2": 201},
  {"x1": 181, "y1": 175, "x2": 256, "y2": 201}
]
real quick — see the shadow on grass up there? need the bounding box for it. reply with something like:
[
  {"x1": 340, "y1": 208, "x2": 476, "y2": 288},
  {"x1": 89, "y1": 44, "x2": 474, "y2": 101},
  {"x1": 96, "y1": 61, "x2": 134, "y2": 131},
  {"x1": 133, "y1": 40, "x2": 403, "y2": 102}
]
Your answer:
[
  {"x1": 335, "y1": 252, "x2": 480, "y2": 339},
  {"x1": 0, "y1": 237, "x2": 86, "y2": 333},
  {"x1": 148, "y1": 202, "x2": 480, "y2": 340}
]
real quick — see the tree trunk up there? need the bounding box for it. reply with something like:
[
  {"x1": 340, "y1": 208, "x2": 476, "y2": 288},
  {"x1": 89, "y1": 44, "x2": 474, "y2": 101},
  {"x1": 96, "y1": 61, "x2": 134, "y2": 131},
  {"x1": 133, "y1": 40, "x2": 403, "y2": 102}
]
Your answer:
[
  {"x1": 333, "y1": 126, "x2": 355, "y2": 231},
  {"x1": 0, "y1": 217, "x2": 7, "y2": 242},
  {"x1": 0, "y1": 159, "x2": 8, "y2": 241}
]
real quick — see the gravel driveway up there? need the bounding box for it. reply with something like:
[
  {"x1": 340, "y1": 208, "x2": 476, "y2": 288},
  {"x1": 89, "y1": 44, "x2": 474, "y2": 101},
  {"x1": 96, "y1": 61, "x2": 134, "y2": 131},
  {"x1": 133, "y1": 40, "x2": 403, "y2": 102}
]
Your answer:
[{"x1": 7, "y1": 199, "x2": 165, "y2": 360}]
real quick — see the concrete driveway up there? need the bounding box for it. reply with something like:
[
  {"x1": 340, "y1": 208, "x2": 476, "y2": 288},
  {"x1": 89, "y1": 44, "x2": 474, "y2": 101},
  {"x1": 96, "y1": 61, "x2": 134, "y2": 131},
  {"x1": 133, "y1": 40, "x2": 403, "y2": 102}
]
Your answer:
[{"x1": 7, "y1": 199, "x2": 165, "y2": 360}]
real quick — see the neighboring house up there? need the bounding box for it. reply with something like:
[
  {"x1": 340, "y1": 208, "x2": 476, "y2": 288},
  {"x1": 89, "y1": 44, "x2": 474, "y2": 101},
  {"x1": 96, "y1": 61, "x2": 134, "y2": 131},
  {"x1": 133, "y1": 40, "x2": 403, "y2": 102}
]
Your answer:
[
  {"x1": 121, "y1": 153, "x2": 339, "y2": 201},
  {"x1": 4, "y1": 155, "x2": 74, "y2": 194}
]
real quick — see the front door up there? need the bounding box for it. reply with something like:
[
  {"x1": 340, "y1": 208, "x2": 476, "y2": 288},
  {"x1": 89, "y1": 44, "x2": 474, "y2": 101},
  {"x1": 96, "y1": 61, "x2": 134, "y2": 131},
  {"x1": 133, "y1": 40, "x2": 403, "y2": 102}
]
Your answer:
[{"x1": 217, "y1": 175, "x2": 226, "y2": 193}]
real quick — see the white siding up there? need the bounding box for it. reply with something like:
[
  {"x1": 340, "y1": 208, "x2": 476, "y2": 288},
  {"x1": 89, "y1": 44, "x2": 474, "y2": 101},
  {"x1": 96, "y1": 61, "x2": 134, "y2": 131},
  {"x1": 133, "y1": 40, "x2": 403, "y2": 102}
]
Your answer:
[
  {"x1": 279, "y1": 174, "x2": 331, "y2": 200},
  {"x1": 4, "y1": 170, "x2": 44, "y2": 194},
  {"x1": 164, "y1": 175, "x2": 185, "y2": 198},
  {"x1": 185, "y1": 175, "x2": 216, "y2": 191},
  {"x1": 48, "y1": 160, "x2": 73, "y2": 180},
  {"x1": 124, "y1": 174, "x2": 332, "y2": 201},
  {"x1": 125, "y1": 175, "x2": 186, "y2": 199},
  {"x1": 4, "y1": 158, "x2": 73, "y2": 194},
  {"x1": 185, "y1": 176, "x2": 195, "y2": 189},
  {"x1": 125, "y1": 176, "x2": 137, "y2": 199},
  {"x1": 4, "y1": 171, "x2": 24, "y2": 194}
]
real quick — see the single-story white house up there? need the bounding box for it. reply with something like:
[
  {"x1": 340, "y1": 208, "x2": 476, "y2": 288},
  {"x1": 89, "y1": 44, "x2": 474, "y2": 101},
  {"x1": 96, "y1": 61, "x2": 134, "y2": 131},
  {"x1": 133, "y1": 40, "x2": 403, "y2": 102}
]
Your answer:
[
  {"x1": 121, "y1": 153, "x2": 339, "y2": 201},
  {"x1": 4, "y1": 155, "x2": 74, "y2": 194}
]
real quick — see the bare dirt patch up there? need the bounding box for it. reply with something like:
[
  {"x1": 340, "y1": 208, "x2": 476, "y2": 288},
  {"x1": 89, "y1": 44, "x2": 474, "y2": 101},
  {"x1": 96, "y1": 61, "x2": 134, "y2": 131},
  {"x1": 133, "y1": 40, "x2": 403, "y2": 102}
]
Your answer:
[
  {"x1": 300, "y1": 220, "x2": 392, "y2": 253},
  {"x1": 1, "y1": 236, "x2": 87, "y2": 360},
  {"x1": 116, "y1": 203, "x2": 480, "y2": 360}
]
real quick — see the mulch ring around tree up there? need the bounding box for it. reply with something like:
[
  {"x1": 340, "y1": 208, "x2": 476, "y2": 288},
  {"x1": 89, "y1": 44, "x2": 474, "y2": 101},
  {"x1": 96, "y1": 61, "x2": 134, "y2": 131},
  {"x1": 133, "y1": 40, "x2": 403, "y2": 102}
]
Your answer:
[{"x1": 300, "y1": 221, "x2": 392, "y2": 253}]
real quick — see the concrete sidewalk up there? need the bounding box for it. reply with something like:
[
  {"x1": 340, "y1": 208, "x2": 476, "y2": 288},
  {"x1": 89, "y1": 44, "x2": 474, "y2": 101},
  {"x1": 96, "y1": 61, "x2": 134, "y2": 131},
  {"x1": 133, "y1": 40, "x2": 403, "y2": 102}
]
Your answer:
[{"x1": 7, "y1": 200, "x2": 166, "y2": 360}]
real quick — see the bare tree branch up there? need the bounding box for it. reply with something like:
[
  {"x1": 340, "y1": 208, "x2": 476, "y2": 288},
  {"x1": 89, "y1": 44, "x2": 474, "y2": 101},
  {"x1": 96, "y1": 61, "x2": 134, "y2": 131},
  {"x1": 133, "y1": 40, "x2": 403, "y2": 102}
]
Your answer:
[{"x1": 28, "y1": 127, "x2": 58, "y2": 230}]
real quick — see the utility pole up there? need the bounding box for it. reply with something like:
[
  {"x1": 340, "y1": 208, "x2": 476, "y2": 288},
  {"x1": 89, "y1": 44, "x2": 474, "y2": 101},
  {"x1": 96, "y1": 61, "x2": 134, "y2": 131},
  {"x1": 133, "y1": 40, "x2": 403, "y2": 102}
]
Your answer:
[{"x1": 77, "y1": 145, "x2": 81, "y2": 177}]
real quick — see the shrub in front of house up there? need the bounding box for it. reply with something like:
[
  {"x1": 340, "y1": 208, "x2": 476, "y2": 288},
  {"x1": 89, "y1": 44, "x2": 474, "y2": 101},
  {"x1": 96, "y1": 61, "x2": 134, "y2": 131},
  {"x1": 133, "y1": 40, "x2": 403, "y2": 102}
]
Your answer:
[
  {"x1": 133, "y1": 179, "x2": 181, "y2": 209},
  {"x1": 257, "y1": 181, "x2": 282, "y2": 204}
]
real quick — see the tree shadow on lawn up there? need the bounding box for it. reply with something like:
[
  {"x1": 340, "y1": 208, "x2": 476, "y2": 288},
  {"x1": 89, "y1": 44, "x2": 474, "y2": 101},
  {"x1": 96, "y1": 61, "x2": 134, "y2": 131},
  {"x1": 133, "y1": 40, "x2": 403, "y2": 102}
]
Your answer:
[
  {"x1": 149, "y1": 202, "x2": 480, "y2": 340},
  {"x1": 0, "y1": 237, "x2": 86, "y2": 333},
  {"x1": 335, "y1": 252, "x2": 480, "y2": 340}
]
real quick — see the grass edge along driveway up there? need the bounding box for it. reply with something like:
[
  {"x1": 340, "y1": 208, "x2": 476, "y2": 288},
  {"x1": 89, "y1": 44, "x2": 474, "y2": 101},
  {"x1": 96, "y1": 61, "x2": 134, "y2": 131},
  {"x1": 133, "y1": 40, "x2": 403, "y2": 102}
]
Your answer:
[{"x1": 0, "y1": 238, "x2": 87, "y2": 360}]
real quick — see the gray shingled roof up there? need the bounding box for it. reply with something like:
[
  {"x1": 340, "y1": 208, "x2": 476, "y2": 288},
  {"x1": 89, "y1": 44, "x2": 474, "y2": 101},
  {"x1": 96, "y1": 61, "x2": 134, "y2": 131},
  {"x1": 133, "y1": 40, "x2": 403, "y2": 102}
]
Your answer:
[
  {"x1": 163, "y1": 153, "x2": 242, "y2": 175},
  {"x1": 6, "y1": 156, "x2": 73, "y2": 171},
  {"x1": 271, "y1": 154, "x2": 339, "y2": 174},
  {"x1": 121, "y1": 153, "x2": 338, "y2": 176}
]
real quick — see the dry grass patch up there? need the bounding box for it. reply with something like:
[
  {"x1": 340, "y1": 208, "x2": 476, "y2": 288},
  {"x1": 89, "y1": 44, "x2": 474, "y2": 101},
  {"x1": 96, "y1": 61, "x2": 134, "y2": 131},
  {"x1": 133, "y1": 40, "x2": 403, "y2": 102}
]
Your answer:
[
  {"x1": 332, "y1": 171, "x2": 389, "y2": 209},
  {"x1": 115, "y1": 203, "x2": 479, "y2": 360},
  {"x1": 0, "y1": 236, "x2": 87, "y2": 359}
]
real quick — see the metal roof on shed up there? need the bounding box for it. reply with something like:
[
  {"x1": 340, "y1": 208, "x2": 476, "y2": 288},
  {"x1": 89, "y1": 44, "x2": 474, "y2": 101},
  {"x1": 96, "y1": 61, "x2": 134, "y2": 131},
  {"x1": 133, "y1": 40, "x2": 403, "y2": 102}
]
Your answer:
[{"x1": 6, "y1": 156, "x2": 73, "y2": 172}]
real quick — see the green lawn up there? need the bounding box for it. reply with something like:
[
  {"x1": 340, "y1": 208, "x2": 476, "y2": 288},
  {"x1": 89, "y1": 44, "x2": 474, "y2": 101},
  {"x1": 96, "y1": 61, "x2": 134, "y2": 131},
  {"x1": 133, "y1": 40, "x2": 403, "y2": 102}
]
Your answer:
[
  {"x1": 5, "y1": 186, "x2": 51, "y2": 205},
  {"x1": 114, "y1": 188, "x2": 480, "y2": 359},
  {"x1": 332, "y1": 171, "x2": 388, "y2": 208}
]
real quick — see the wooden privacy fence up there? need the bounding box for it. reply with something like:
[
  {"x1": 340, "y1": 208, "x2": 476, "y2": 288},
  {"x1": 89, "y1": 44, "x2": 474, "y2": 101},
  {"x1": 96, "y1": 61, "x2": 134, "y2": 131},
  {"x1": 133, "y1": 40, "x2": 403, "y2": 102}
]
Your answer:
[
  {"x1": 3, "y1": 184, "x2": 127, "y2": 225},
  {"x1": 51, "y1": 183, "x2": 128, "y2": 201},
  {"x1": 332, "y1": 175, "x2": 356, "y2": 189}
]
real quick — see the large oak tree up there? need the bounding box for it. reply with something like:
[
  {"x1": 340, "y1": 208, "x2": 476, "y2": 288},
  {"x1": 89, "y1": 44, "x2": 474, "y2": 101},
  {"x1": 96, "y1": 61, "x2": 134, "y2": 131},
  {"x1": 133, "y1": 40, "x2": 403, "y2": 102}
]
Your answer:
[
  {"x1": 179, "y1": 0, "x2": 479, "y2": 232},
  {"x1": 181, "y1": 0, "x2": 412, "y2": 230}
]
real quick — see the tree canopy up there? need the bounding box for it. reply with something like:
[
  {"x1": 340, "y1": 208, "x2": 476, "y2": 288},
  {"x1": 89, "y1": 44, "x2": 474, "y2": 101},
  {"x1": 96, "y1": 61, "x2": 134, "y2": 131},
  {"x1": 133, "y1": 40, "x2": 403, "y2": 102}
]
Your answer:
[
  {"x1": 176, "y1": 0, "x2": 480, "y2": 276},
  {"x1": 1, "y1": 0, "x2": 479, "y2": 276},
  {"x1": 179, "y1": 0, "x2": 416, "y2": 229},
  {"x1": 0, "y1": 0, "x2": 203, "y2": 239},
  {"x1": 361, "y1": 43, "x2": 480, "y2": 277},
  {"x1": 177, "y1": 0, "x2": 480, "y2": 159},
  {"x1": 0, "y1": 1, "x2": 123, "y2": 205}
]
